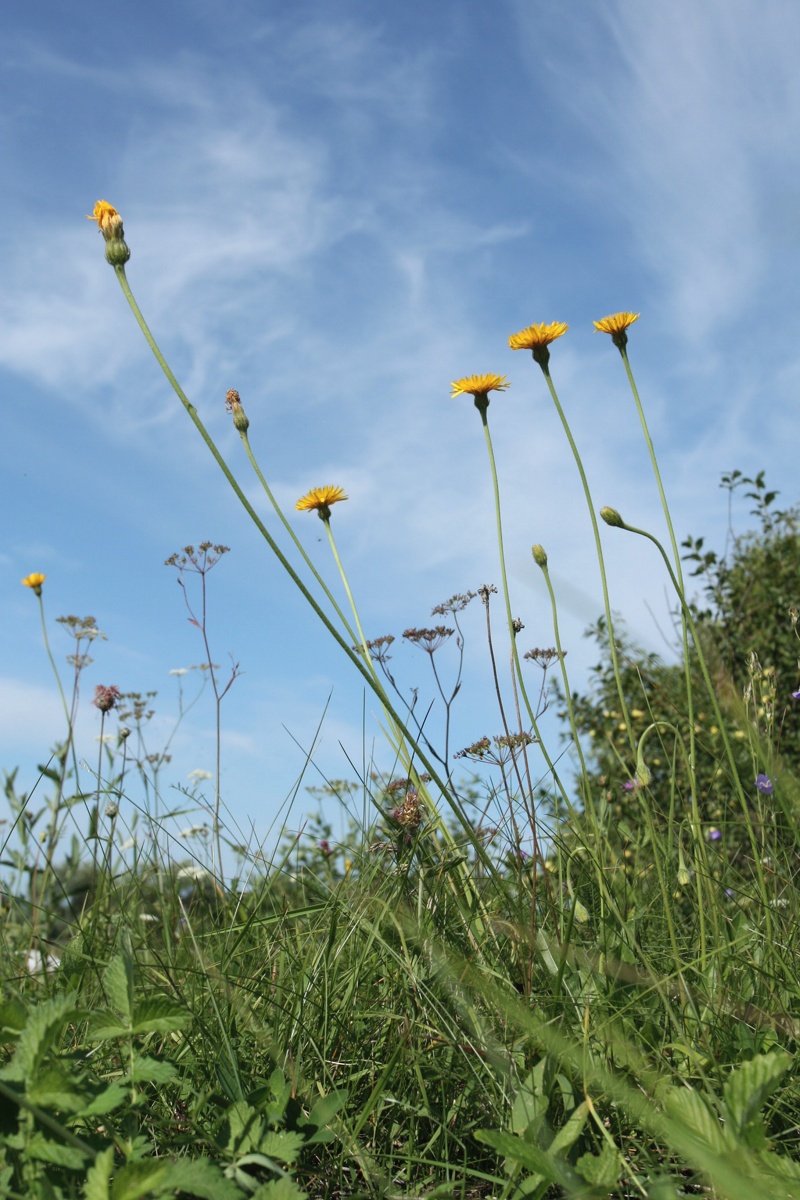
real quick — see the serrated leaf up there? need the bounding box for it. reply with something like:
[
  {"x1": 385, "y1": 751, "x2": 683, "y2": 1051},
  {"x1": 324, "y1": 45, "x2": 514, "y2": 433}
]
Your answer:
[
  {"x1": 153, "y1": 1157, "x2": 246, "y2": 1199},
  {"x1": 665, "y1": 1088, "x2": 730, "y2": 1154},
  {"x1": 260, "y1": 1130, "x2": 305, "y2": 1165},
  {"x1": 27, "y1": 1130, "x2": 88, "y2": 1169},
  {"x1": 250, "y1": 1178, "x2": 308, "y2": 1200},
  {"x1": 130, "y1": 997, "x2": 188, "y2": 1035},
  {"x1": 79, "y1": 1082, "x2": 129, "y2": 1117},
  {"x1": 128, "y1": 1055, "x2": 177, "y2": 1085},
  {"x1": 0, "y1": 994, "x2": 80, "y2": 1083},
  {"x1": 88, "y1": 1018, "x2": 134, "y2": 1042},
  {"x1": 83, "y1": 1146, "x2": 114, "y2": 1200},
  {"x1": 474, "y1": 1129, "x2": 555, "y2": 1178},
  {"x1": 103, "y1": 948, "x2": 134, "y2": 1024},
  {"x1": 27, "y1": 1066, "x2": 88, "y2": 1113},
  {"x1": 108, "y1": 1159, "x2": 173, "y2": 1199},
  {"x1": 723, "y1": 1051, "x2": 790, "y2": 1137},
  {"x1": 575, "y1": 1142, "x2": 619, "y2": 1188}
]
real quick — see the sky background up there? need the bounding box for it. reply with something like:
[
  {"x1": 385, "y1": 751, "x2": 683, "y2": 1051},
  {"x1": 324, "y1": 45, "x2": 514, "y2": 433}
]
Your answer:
[{"x1": 3, "y1": 0, "x2": 800, "y2": 869}]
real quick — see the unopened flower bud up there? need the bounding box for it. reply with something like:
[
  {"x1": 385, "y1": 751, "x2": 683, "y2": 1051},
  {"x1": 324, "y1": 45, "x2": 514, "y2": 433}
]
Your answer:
[
  {"x1": 532, "y1": 544, "x2": 548, "y2": 568},
  {"x1": 225, "y1": 389, "x2": 250, "y2": 433},
  {"x1": 600, "y1": 506, "x2": 624, "y2": 528},
  {"x1": 87, "y1": 201, "x2": 131, "y2": 266}
]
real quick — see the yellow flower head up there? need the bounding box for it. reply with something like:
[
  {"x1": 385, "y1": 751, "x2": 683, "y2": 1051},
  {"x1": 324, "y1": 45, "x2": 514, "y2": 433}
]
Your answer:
[
  {"x1": 593, "y1": 311, "x2": 640, "y2": 350},
  {"x1": 450, "y1": 374, "x2": 509, "y2": 410},
  {"x1": 22, "y1": 572, "x2": 46, "y2": 596},
  {"x1": 87, "y1": 200, "x2": 130, "y2": 266},
  {"x1": 508, "y1": 322, "x2": 568, "y2": 370},
  {"x1": 296, "y1": 485, "x2": 348, "y2": 519},
  {"x1": 508, "y1": 322, "x2": 568, "y2": 352},
  {"x1": 87, "y1": 200, "x2": 123, "y2": 239}
]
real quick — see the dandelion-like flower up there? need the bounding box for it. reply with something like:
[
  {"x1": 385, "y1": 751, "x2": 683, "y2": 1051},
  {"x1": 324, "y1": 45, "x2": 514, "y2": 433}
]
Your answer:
[
  {"x1": 593, "y1": 311, "x2": 640, "y2": 351},
  {"x1": 508, "y1": 322, "x2": 568, "y2": 369},
  {"x1": 22, "y1": 572, "x2": 46, "y2": 596},
  {"x1": 87, "y1": 200, "x2": 130, "y2": 266},
  {"x1": 450, "y1": 373, "x2": 509, "y2": 401},
  {"x1": 296, "y1": 485, "x2": 348, "y2": 520}
]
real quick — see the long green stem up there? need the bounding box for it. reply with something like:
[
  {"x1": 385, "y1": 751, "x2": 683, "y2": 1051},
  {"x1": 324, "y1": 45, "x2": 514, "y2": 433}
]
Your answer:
[
  {"x1": 111, "y1": 264, "x2": 498, "y2": 892},
  {"x1": 537, "y1": 364, "x2": 635, "y2": 756},
  {"x1": 617, "y1": 345, "x2": 698, "y2": 842},
  {"x1": 474, "y1": 399, "x2": 573, "y2": 813}
]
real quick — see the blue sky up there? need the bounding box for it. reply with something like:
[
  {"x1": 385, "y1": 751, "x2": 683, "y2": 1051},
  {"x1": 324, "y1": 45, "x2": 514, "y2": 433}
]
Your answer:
[{"x1": 3, "y1": 0, "x2": 800, "y2": 865}]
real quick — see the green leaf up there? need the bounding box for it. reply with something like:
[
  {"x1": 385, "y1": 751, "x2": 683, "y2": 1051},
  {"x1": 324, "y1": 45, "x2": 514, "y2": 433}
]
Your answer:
[
  {"x1": 299, "y1": 1089, "x2": 346, "y2": 1145},
  {"x1": 103, "y1": 944, "x2": 135, "y2": 1024},
  {"x1": 575, "y1": 1142, "x2": 620, "y2": 1188},
  {"x1": 547, "y1": 1100, "x2": 588, "y2": 1156},
  {"x1": 259, "y1": 1131, "x2": 305, "y2": 1166},
  {"x1": 511, "y1": 1062, "x2": 550, "y2": 1136},
  {"x1": 88, "y1": 1017, "x2": 134, "y2": 1042},
  {"x1": 723, "y1": 1051, "x2": 790, "y2": 1138},
  {"x1": 131, "y1": 998, "x2": 189, "y2": 1035},
  {"x1": 249, "y1": 1179, "x2": 308, "y2": 1200},
  {"x1": 128, "y1": 1055, "x2": 177, "y2": 1085},
  {"x1": 665, "y1": 1087, "x2": 730, "y2": 1154},
  {"x1": 27, "y1": 1067, "x2": 88, "y2": 1113},
  {"x1": 0, "y1": 997, "x2": 27, "y2": 1038},
  {"x1": 0, "y1": 994, "x2": 80, "y2": 1083},
  {"x1": 79, "y1": 1082, "x2": 129, "y2": 1117},
  {"x1": 474, "y1": 1130, "x2": 554, "y2": 1178},
  {"x1": 27, "y1": 1130, "x2": 88, "y2": 1170},
  {"x1": 154, "y1": 1158, "x2": 248, "y2": 1199},
  {"x1": 83, "y1": 1146, "x2": 114, "y2": 1200}
]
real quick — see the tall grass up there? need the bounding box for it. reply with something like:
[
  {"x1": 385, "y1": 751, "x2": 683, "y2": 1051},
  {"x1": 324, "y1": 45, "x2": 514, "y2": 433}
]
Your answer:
[{"x1": 0, "y1": 205, "x2": 799, "y2": 1198}]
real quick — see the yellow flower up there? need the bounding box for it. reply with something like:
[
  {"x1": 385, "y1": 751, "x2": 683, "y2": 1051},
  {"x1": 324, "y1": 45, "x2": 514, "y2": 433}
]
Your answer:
[
  {"x1": 87, "y1": 200, "x2": 123, "y2": 239},
  {"x1": 593, "y1": 311, "x2": 639, "y2": 350},
  {"x1": 508, "y1": 322, "x2": 568, "y2": 352},
  {"x1": 22, "y1": 572, "x2": 46, "y2": 596},
  {"x1": 450, "y1": 373, "x2": 509, "y2": 399},
  {"x1": 87, "y1": 200, "x2": 130, "y2": 266},
  {"x1": 593, "y1": 311, "x2": 640, "y2": 336},
  {"x1": 296, "y1": 485, "x2": 348, "y2": 518}
]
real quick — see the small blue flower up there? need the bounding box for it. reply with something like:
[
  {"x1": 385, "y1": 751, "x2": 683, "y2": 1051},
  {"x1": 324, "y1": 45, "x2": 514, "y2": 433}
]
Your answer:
[
  {"x1": 755, "y1": 773, "x2": 774, "y2": 795},
  {"x1": 706, "y1": 827, "x2": 722, "y2": 842},
  {"x1": 792, "y1": 690, "x2": 800, "y2": 701}
]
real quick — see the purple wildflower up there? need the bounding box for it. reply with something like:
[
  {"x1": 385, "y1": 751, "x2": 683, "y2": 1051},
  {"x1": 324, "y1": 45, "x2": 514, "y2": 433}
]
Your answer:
[
  {"x1": 622, "y1": 779, "x2": 640, "y2": 792},
  {"x1": 792, "y1": 690, "x2": 800, "y2": 701},
  {"x1": 755, "y1": 773, "x2": 774, "y2": 795},
  {"x1": 706, "y1": 827, "x2": 722, "y2": 842}
]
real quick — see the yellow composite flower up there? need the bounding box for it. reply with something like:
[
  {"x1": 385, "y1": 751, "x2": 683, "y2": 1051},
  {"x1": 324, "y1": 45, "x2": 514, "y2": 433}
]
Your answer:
[
  {"x1": 296, "y1": 485, "x2": 349, "y2": 515},
  {"x1": 450, "y1": 373, "x2": 509, "y2": 399},
  {"x1": 87, "y1": 200, "x2": 123, "y2": 239},
  {"x1": 593, "y1": 311, "x2": 640, "y2": 336},
  {"x1": 508, "y1": 322, "x2": 568, "y2": 352},
  {"x1": 21, "y1": 572, "x2": 46, "y2": 595}
]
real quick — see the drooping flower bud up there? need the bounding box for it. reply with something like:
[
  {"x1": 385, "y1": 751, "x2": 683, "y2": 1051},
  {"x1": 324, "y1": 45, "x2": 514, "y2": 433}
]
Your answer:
[{"x1": 600, "y1": 506, "x2": 624, "y2": 528}]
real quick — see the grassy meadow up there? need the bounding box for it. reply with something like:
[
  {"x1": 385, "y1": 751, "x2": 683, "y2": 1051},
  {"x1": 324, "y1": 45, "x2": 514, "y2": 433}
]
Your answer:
[{"x1": 2, "y1": 205, "x2": 800, "y2": 1199}]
